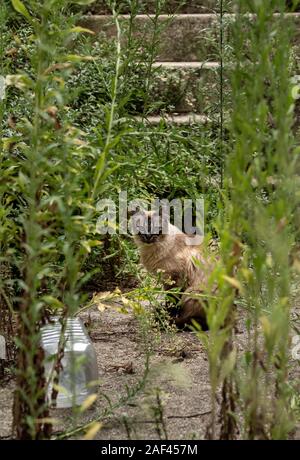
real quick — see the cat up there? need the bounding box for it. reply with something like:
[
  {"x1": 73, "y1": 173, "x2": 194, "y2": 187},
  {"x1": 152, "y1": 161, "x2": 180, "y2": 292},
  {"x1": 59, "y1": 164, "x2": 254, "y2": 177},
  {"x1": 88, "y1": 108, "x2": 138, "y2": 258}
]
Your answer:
[{"x1": 131, "y1": 208, "x2": 215, "y2": 329}]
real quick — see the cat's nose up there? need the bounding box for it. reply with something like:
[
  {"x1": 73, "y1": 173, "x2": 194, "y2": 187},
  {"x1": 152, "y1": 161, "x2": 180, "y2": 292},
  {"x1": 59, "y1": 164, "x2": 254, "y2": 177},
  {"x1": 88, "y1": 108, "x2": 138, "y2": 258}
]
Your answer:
[
  {"x1": 145, "y1": 234, "x2": 154, "y2": 242},
  {"x1": 138, "y1": 232, "x2": 153, "y2": 243}
]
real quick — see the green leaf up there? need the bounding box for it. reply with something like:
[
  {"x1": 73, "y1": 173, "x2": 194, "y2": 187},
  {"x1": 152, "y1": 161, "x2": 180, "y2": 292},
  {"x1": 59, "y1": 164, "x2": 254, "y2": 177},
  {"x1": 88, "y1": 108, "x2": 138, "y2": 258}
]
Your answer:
[
  {"x1": 291, "y1": 85, "x2": 300, "y2": 100},
  {"x1": 11, "y1": 0, "x2": 32, "y2": 21},
  {"x1": 42, "y1": 296, "x2": 64, "y2": 310},
  {"x1": 71, "y1": 0, "x2": 96, "y2": 5},
  {"x1": 95, "y1": 151, "x2": 106, "y2": 174},
  {"x1": 100, "y1": 164, "x2": 121, "y2": 182},
  {"x1": 222, "y1": 275, "x2": 243, "y2": 293},
  {"x1": 220, "y1": 348, "x2": 237, "y2": 381},
  {"x1": 68, "y1": 26, "x2": 95, "y2": 35},
  {"x1": 62, "y1": 54, "x2": 94, "y2": 63}
]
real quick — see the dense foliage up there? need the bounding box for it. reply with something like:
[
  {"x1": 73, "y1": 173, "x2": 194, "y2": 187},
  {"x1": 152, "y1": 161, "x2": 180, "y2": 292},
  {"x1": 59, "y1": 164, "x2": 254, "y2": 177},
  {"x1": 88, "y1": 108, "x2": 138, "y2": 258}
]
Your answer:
[{"x1": 0, "y1": 0, "x2": 299, "y2": 440}]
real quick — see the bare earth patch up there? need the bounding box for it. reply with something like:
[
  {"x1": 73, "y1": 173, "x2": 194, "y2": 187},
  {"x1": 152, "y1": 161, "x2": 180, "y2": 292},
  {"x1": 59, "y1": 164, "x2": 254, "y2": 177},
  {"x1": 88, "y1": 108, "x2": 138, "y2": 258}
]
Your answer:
[{"x1": 1, "y1": 296, "x2": 300, "y2": 440}]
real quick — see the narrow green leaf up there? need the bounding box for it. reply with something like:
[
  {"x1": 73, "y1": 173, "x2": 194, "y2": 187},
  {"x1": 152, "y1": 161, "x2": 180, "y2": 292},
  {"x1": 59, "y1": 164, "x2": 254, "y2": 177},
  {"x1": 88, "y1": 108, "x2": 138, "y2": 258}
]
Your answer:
[
  {"x1": 11, "y1": 0, "x2": 32, "y2": 21},
  {"x1": 71, "y1": 0, "x2": 96, "y2": 5},
  {"x1": 68, "y1": 26, "x2": 95, "y2": 35}
]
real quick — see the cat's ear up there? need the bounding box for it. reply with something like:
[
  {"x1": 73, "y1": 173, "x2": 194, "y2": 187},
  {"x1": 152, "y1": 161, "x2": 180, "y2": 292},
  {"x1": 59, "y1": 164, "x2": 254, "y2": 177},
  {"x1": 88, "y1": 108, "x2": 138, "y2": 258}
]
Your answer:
[
  {"x1": 128, "y1": 208, "x2": 137, "y2": 218},
  {"x1": 128, "y1": 205, "x2": 144, "y2": 218}
]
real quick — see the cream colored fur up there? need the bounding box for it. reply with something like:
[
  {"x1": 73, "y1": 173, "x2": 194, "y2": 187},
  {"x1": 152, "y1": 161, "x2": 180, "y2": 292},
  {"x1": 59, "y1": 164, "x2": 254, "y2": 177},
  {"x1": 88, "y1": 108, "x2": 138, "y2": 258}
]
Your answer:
[
  {"x1": 134, "y1": 218, "x2": 214, "y2": 328},
  {"x1": 134, "y1": 224, "x2": 208, "y2": 290}
]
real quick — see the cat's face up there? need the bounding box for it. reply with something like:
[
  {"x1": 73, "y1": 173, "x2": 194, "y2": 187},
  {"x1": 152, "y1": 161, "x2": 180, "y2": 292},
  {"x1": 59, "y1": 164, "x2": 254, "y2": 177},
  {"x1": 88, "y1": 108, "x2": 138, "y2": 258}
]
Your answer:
[{"x1": 130, "y1": 210, "x2": 167, "y2": 244}]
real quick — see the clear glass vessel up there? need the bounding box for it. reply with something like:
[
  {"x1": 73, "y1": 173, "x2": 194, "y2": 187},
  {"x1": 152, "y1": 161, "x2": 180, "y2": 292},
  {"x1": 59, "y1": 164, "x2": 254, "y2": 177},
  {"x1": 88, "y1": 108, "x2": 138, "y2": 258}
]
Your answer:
[{"x1": 41, "y1": 317, "x2": 98, "y2": 409}]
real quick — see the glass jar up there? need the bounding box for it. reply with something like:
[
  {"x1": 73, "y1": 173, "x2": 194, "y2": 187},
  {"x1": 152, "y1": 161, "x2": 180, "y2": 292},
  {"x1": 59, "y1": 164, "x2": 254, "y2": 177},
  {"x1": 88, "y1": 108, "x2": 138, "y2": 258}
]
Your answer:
[{"x1": 41, "y1": 317, "x2": 98, "y2": 409}]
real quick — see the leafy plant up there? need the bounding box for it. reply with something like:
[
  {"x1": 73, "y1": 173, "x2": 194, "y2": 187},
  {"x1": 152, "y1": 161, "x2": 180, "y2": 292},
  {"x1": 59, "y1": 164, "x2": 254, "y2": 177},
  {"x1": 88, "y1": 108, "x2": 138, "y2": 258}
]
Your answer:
[{"x1": 197, "y1": 0, "x2": 300, "y2": 440}]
